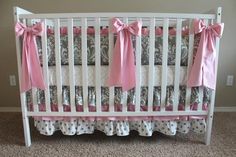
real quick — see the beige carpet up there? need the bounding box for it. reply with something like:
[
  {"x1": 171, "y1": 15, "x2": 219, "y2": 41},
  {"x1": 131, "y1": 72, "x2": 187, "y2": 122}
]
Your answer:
[{"x1": 0, "y1": 112, "x2": 235, "y2": 157}]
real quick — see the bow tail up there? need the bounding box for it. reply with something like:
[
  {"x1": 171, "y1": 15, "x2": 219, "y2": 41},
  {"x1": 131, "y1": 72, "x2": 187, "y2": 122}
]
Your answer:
[
  {"x1": 29, "y1": 37, "x2": 46, "y2": 90},
  {"x1": 121, "y1": 32, "x2": 136, "y2": 91},
  {"x1": 20, "y1": 36, "x2": 46, "y2": 92},
  {"x1": 20, "y1": 42, "x2": 31, "y2": 92},
  {"x1": 107, "y1": 34, "x2": 122, "y2": 86},
  {"x1": 207, "y1": 32, "x2": 215, "y2": 52}
]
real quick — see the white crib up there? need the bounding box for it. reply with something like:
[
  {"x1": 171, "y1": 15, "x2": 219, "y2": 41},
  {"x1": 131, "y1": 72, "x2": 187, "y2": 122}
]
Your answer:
[{"x1": 14, "y1": 6, "x2": 222, "y2": 147}]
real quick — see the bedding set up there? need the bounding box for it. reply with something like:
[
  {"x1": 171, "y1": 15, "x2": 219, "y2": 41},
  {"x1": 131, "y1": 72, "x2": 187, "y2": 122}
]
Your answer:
[{"x1": 24, "y1": 26, "x2": 212, "y2": 136}]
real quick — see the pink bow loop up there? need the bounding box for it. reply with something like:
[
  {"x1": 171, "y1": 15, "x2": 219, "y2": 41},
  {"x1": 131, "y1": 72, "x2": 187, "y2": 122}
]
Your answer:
[
  {"x1": 15, "y1": 22, "x2": 43, "y2": 36},
  {"x1": 107, "y1": 18, "x2": 142, "y2": 91},
  {"x1": 194, "y1": 19, "x2": 224, "y2": 52},
  {"x1": 15, "y1": 22, "x2": 46, "y2": 92},
  {"x1": 112, "y1": 18, "x2": 142, "y2": 36}
]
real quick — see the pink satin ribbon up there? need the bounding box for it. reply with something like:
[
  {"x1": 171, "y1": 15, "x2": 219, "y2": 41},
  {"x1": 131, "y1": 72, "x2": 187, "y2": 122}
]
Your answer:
[
  {"x1": 15, "y1": 22, "x2": 46, "y2": 92},
  {"x1": 187, "y1": 19, "x2": 224, "y2": 89},
  {"x1": 107, "y1": 18, "x2": 142, "y2": 91},
  {"x1": 194, "y1": 19, "x2": 224, "y2": 52}
]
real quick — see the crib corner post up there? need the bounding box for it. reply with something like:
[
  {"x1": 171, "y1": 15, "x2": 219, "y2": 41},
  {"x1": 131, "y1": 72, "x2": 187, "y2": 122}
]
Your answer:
[
  {"x1": 13, "y1": 6, "x2": 33, "y2": 147},
  {"x1": 205, "y1": 89, "x2": 216, "y2": 145},
  {"x1": 204, "y1": 7, "x2": 222, "y2": 146},
  {"x1": 22, "y1": 113, "x2": 32, "y2": 147},
  {"x1": 205, "y1": 105, "x2": 214, "y2": 145}
]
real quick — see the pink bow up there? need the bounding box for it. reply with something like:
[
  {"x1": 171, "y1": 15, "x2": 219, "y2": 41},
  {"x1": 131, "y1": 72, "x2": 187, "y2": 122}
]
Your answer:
[
  {"x1": 107, "y1": 18, "x2": 142, "y2": 91},
  {"x1": 194, "y1": 19, "x2": 224, "y2": 52},
  {"x1": 15, "y1": 22, "x2": 46, "y2": 92}
]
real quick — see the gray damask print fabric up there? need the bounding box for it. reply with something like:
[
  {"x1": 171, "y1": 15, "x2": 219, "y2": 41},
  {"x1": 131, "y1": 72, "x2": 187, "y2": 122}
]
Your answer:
[
  {"x1": 26, "y1": 86, "x2": 211, "y2": 108},
  {"x1": 36, "y1": 34, "x2": 189, "y2": 66}
]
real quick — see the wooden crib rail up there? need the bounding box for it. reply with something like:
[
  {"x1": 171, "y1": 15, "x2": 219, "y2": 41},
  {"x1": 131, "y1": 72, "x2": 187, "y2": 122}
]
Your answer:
[{"x1": 18, "y1": 12, "x2": 216, "y2": 19}]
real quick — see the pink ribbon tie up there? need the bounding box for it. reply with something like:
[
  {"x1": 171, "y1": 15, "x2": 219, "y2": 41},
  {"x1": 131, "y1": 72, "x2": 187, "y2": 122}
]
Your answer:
[
  {"x1": 15, "y1": 22, "x2": 46, "y2": 92},
  {"x1": 187, "y1": 19, "x2": 224, "y2": 90},
  {"x1": 107, "y1": 18, "x2": 142, "y2": 91},
  {"x1": 194, "y1": 19, "x2": 224, "y2": 52}
]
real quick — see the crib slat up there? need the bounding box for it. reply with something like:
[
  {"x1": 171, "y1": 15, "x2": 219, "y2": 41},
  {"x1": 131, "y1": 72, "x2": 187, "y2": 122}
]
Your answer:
[
  {"x1": 161, "y1": 18, "x2": 169, "y2": 111},
  {"x1": 68, "y1": 18, "x2": 76, "y2": 113},
  {"x1": 204, "y1": 19, "x2": 209, "y2": 25},
  {"x1": 185, "y1": 19, "x2": 194, "y2": 111},
  {"x1": 26, "y1": 20, "x2": 38, "y2": 113},
  {"x1": 198, "y1": 87, "x2": 204, "y2": 111},
  {"x1": 210, "y1": 19, "x2": 214, "y2": 25},
  {"x1": 108, "y1": 19, "x2": 115, "y2": 112},
  {"x1": 197, "y1": 19, "x2": 209, "y2": 111},
  {"x1": 32, "y1": 88, "x2": 38, "y2": 112},
  {"x1": 82, "y1": 17, "x2": 88, "y2": 113},
  {"x1": 122, "y1": 17, "x2": 128, "y2": 113},
  {"x1": 122, "y1": 92, "x2": 128, "y2": 112},
  {"x1": 54, "y1": 19, "x2": 63, "y2": 113},
  {"x1": 173, "y1": 19, "x2": 182, "y2": 111},
  {"x1": 41, "y1": 19, "x2": 51, "y2": 112},
  {"x1": 135, "y1": 18, "x2": 142, "y2": 112},
  {"x1": 95, "y1": 17, "x2": 101, "y2": 112},
  {"x1": 148, "y1": 17, "x2": 155, "y2": 112}
]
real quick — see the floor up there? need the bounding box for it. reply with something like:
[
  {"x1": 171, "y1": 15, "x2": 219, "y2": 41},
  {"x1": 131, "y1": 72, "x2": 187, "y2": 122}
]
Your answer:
[{"x1": 0, "y1": 112, "x2": 235, "y2": 157}]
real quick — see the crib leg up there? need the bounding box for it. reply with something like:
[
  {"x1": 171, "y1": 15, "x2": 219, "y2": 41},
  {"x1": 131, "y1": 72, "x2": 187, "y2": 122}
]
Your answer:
[
  {"x1": 205, "y1": 108, "x2": 214, "y2": 145},
  {"x1": 205, "y1": 7, "x2": 222, "y2": 146},
  {"x1": 22, "y1": 114, "x2": 31, "y2": 147}
]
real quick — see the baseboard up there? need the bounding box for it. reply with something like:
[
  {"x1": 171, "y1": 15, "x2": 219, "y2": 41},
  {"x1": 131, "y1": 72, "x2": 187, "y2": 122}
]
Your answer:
[
  {"x1": 214, "y1": 107, "x2": 236, "y2": 112},
  {"x1": 0, "y1": 107, "x2": 21, "y2": 112},
  {"x1": 0, "y1": 106, "x2": 236, "y2": 112}
]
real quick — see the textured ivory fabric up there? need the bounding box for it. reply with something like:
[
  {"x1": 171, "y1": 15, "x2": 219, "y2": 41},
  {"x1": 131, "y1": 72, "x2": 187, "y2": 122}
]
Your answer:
[{"x1": 46, "y1": 65, "x2": 187, "y2": 86}]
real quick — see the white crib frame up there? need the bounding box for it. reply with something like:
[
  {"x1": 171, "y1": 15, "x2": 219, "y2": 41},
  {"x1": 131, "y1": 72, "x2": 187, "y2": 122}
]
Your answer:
[{"x1": 13, "y1": 6, "x2": 222, "y2": 147}]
